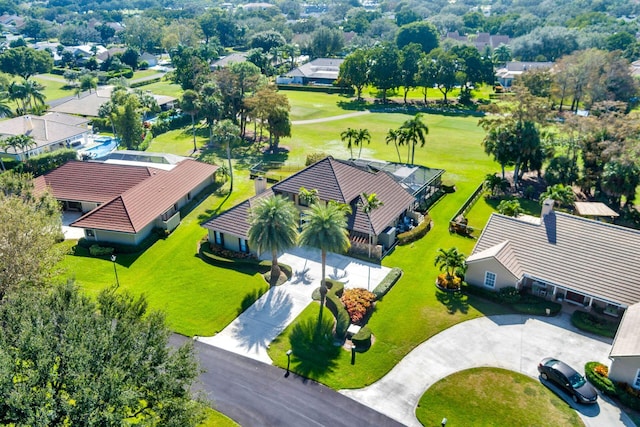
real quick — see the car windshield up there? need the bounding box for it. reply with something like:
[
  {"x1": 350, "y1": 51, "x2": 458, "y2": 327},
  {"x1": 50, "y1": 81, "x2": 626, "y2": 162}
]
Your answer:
[{"x1": 569, "y1": 373, "x2": 586, "y2": 388}]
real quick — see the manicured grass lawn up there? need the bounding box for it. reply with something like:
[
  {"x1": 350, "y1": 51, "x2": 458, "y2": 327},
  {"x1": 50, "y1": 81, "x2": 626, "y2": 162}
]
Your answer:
[
  {"x1": 284, "y1": 90, "x2": 353, "y2": 121},
  {"x1": 140, "y1": 80, "x2": 183, "y2": 98},
  {"x1": 199, "y1": 408, "x2": 238, "y2": 427},
  {"x1": 131, "y1": 69, "x2": 162, "y2": 80},
  {"x1": 33, "y1": 76, "x2": 75, "y2": 102},
  {"x1": 147, "y1": 125, "x2": 210, "y2": 156},
  {"x1": 60, "y1": 171, "x2": 269, "y2": 337},
  {"x1": 465, "y1": 193, "x2": 543, "y2": 232},
  {"x1": 415, "y1": 368, "x2": 584, "y2": 427}
]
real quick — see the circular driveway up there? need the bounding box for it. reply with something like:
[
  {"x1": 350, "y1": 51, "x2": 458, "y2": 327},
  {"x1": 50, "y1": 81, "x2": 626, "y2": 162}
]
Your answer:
[{"x1": 341, "y1": 313, "x2": 634, "y2": 427}]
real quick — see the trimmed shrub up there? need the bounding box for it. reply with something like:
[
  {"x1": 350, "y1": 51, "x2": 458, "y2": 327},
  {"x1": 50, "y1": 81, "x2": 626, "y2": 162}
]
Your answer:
[
  {"x1": 341, "y1": 288, "x2": 376, "y2": 325},
  {"x1": 571, "y1": 311, "x2": 619, "y2": 338},
  {"x1": 23, "y1": 149, "x2": 77, "y2": 176},
  {"x1": 497, "y1": 286, "x2": 521, "y2": 304},
  {"x1": 372, "y1": 267, "x2": 402, "y2": 299},
  {"x1": 397, "y1": 216, "x2": 432, "y2": 245},
  {"x1": 585, "y1": 362, "x2": 617, "y2": 396},
  {"x1": 326, "y1": 292, "x2": 350, "y2": 338},
  {"x1": 89, "y1": 244, "x2": 114, "y2": 256},
  {"x1": 351, "y1": 326, "x2": 372, "y2": 349},
  {"x1": 436, "y1": 273, "x2": 462, "y2": 290},
  {"x1": 305, "y1": 152, "x2": 328, "y2": 166}
]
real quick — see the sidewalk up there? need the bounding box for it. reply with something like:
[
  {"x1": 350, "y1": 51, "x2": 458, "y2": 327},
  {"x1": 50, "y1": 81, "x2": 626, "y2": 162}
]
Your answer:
[{"x1": 197, "y1": 247, "x2": 390, "y2": 363}]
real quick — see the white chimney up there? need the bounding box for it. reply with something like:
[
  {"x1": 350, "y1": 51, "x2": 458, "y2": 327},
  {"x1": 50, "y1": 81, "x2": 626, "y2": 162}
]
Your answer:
[
  {"x1": 254, "y1": 176, "x2": 266, "y2": 195},
  {"x1": 541, "y1": 198, "x2": 554, "y2": 219},
  {"x1": 24, "y1": 115, "x2": 33, "y2": 131}
]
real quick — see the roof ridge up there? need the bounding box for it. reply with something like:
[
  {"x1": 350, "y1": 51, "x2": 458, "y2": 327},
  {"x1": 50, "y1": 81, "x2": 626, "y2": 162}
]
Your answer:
[{"x1": 327, "y1": 157, "x2": 349, "y2": 204}]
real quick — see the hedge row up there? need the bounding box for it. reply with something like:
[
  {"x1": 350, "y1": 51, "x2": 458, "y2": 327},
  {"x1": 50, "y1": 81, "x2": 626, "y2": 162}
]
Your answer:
[
  {"x1": 325, "y1": 283, "x2": 350, "y2": 339},
  {"x1": 571, "y1": 310, "x2": 618, "y2": 338},
  {"x1": 585, "y1": 362, "x2": 640, "y2": 411},
  {"x1": 23, "y1": 149, "x2": 77, "y2": 176},
  {"x1": 462, "y1": 285, "x2": 562, "y2": 316},
  {"x1": 130, "y1": 76, "x2": 162, "y2": 88},
  {"x1": 352, "y1": 326, "x2": 372, "y2": 349},
  {"x1": 397, "y1": 216, "x2": 432, "y2": 245},
  {"x1": 372, "y1": 267, "x2": 402, "y2": 300}
]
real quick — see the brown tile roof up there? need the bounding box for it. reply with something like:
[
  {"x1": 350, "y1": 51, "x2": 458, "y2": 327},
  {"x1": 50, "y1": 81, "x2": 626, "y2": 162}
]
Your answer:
[
  {"x1": 33, "y1": 160, "x2": 154, "y2": 203},
  {"x1": 470, "y1": 212, "x2": 640, "y2": 307},
  {"x1": 204, "y1": 157, "x2": 415, "y2": 239},
  {"x1": 72, "y1": 159, "x2": 218, "y2": 233},
  {"x1": 202, "y1": 189, "x2": 274, "y2": 238}
]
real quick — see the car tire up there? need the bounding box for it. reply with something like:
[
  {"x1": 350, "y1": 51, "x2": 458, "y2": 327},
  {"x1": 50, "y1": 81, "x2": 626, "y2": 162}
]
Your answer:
[
  {"x1": 572, "y1": 395, "x2": 579, "y2": 403},
  {"x1": 541, "y1": 373, "x2": 548, "y2": 380}
]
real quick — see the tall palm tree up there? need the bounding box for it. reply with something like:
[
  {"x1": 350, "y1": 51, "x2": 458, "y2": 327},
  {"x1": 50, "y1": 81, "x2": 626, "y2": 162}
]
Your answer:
[
  {"x1": 22, "y1": 79, "x2": 45, "y2": 112},
  {"x1": 434, "y1": 247, "x2": 466, "y2": 280},
  {"x1": 214, "y1": 119, "x2": 240, "y2": 193},
  {"x1": 181, "y1": 89, "x2": 201, "y2": 153},
  {"x1": 354, "y1": 128, "x2": 371, "y2": 159},
  {"x1": 199, "y1": 82, "x2": 222, "y2": 146},
  {"x1": 359, "y1": 192, "x2": 383, "y2": 259},
  {"x1": 0, "y1": 91, "x2": 13, "y2": 119},
  {"x1": 248, "y1": 195, "x2": 299, "y2": 283},
  {"x1": 4, "y1": 134, "x2": 36, "y2": 160},
  {"x1": 399, "y1": 113, "x2": 429, "y2": 165},
  {"x1": 299, "y1": 202, "x2": 350, "y2": 313},
  {"x1": 385, "y1": 128, "x2": 404, "y2": 163},
  {"x1": 8, "y1": 81, "x2": 27, "y2": 115},
  {"x1": 340, "y1": 127, "x2": 358, "y2": 159}
]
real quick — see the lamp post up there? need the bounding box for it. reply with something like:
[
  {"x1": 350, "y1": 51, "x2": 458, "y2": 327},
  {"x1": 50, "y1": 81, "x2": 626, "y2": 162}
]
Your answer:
[
  {"x1": 285, "y1": 349, "x2": 292, "y2": 377},
  {"x1": 111, "y1": 254, "x2": 120, "y2": 288},
  {"x1": 441, "y1": 417, "x2": 447, "y2": 427},
  {"x1": 350, "y1": 344, "x2": 356, "y2": 365}
]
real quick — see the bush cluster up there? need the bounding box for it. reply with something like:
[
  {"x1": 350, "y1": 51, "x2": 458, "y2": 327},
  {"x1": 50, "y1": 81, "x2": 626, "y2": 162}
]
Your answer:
[
  {"x1": 208, "y1": 244, "x2": 256, "y2": 260},
  {"x1": 305, "y1": 152, "x2": 328, "y2": 166},
  {"x1": 23, "y1": 149, "x2": 77, "y2": 176},
  {"x1": 571, "y1": 311, "x2": 618, "y2": 338},
  {"x1": 436, "y1": 273, "x2": 462, "y2": 290},
  {"x1": 89, "y1": 244, "x2": 114, "y2": 256},
  {"x1": 585, "y1": 362, "x2": 640, "y2": 410},
  {"x1": 463, "y1": 284, "x2": 561, "y2": 315},
  {"x1": 324, "y1": 283, "x2": 349, "y2": 338},
  {"x1": 372, "y1": 267, "x2": 402, "y2": 299},
  {"x1": 340, "y1": 288, "x2": 376, "y2": 325},
  {"x1": 397, "y1": 216, "x2": 431, "y2": 245},
  {"x1": 497, "y1": 286, "x2": 522, "y2": 304}
]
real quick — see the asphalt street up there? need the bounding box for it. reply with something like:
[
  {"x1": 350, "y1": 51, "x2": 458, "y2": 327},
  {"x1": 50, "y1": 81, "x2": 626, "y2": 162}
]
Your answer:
[{"x1": 171, "y1": 334, "x2": 403, "y2": 427}]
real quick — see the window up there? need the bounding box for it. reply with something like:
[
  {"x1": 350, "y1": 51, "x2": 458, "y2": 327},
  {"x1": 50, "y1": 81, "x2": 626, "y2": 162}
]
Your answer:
[
  {"x1": 484, "y1": 271, "x2": 496, "y2": 288},
  {"x1": 187, "y1": 192, "x2": 192, "y2": 201},
  {"x1": 214, "y1": 231, "x2": 223, "y2": 246},
  {"x1": 634, "y1": 370, "x2": 640, "y2": 389},
  {"x1": 239, "y1": 238, "x2": 248, "y2": 253}
]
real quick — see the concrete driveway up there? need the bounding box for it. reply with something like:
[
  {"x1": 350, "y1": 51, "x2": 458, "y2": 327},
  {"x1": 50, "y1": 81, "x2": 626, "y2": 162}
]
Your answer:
[
  {"x1": 198, "y1": 247, "x2": 390, "y2": 363},
  {"x1": 341, "y1": 313, "x2": 633, "y2": 427}
]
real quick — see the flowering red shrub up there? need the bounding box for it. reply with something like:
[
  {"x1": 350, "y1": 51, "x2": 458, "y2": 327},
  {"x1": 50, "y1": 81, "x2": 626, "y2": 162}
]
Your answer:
[{"x1": 340, "y1": 288, "x2": 376, "y2": 325}]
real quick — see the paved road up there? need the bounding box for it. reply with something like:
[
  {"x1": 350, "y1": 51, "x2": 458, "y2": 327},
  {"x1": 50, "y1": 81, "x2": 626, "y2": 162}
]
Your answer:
[
  {"x1": 341, "y1": 314, "x2": 633, "y2": 427},
  {"x1": 171, "y1": 335, "x2": 403, "y2": 427}
]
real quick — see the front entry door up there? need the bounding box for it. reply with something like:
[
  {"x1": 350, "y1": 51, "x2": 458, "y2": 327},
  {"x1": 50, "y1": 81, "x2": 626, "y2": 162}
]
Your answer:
[{"x1": 566, "y1": 291, "x2": 585, "y2": 305}]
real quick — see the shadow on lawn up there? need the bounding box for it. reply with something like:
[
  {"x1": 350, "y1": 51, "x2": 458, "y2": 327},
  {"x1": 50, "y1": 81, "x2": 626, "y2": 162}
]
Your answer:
[
  {"x1": 436, "y1": 289, "x2": 469, "y2": 315},
  {"x1": 289, "y1": 315, "x2": 341, "y2": 378}
]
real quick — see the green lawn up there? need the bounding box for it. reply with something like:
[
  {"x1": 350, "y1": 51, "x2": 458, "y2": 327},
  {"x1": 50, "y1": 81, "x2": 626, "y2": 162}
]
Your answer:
[
  {"x1": 60, "y1": 170, "x2": 270, "y2": 337},
  {"x1": 141, "y1": 80, "x2": 183, "y2": 98},
  {"x1": 415, "y1": 368, "x2": 584, "y2": 426},
  {"x1": 199, "y1": 408, "x2": 238, "y2": 427},
  {"x1": 131, "y1": 69, "x2": 163, "y2": 80}
]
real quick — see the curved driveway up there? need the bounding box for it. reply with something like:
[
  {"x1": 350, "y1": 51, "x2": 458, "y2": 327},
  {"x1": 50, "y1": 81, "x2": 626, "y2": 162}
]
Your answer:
[{"x1": 341, "y1": 313, "x2": 633, "y2": 427}]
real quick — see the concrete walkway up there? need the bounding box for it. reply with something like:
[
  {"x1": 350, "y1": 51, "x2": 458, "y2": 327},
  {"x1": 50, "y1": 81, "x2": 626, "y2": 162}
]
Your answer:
[
  {"x1": 292, "y1": 110, "x2": 371, "y2": 126},
  {"x1": 197, "y1": 247, "x2": 390, "y2": 364},
  {"x1": 341, "y1": 313, "x2": 632, "y2": 427}
]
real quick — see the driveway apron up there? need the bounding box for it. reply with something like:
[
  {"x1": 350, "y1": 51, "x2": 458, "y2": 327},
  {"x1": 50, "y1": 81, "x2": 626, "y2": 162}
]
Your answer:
[
  {"x1": 341, "y1": 314, "x2": 632, "y2": 427},
  {"x1": 197, "y1": 247, "x2": 390, "y2": 364}
]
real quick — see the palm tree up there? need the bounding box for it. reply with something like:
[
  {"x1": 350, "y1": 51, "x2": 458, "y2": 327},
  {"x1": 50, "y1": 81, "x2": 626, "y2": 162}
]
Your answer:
[
  {"x1": 493, "y1": 44, "x2": 511, "y2": 65},
  {"x1": 248, "y1": 195, "x2": 299, "y2": 284},
  {"x1": 4, "y1": 134, "x2": 36, "y2": 160},
  {"x1": 385, "y1": 128, "x2": 404, "y2": 163},
  {"x1": 434, "y1": 247, "x2": 466, "y2": 281},
  {"x1": 399, "y1": 113, "x2": 429, "y2": 165},
  {"x1": 214, "y1": 119, "x2": 240, "y2": 193},
  {"x1": 540, "y1": 184, "x2": 575, "y2": 209},
  {"x1": 22, "y1": 79, "x2": 45, "y2": 112},
  {"x1": 299, "y1": 202, "x2": 350, "y2": 314},
  {"x1": 354, "y1": 128, "x2": 371, "y2": 159},
  {"x1": 181, "y1": 89, "x2": 201, "y2": 153},
  {"x1": 483, "y1": 173, "x2": 509, "y2": 197},
  {"x1": 359, "y1": 192, "x2": 383, "y2": 260},
  {"x1": 298, "y1": 186, "x2": 319, "y2": 206},
  {"x1": 497, "y1": 199, "x2": 523, "y2": 217},
  {"x1": 8, "y1": 81, "x2": 27, "y2": 115},
  {"x1": 340, "y1": 127, "x2": 358, "y2": 159},
  {"x1": 0, "y1": 91, "x2": 13, "y2": 118},
  {"x1": 199, "y1": 82, "x2": 222, "y2": 146}
]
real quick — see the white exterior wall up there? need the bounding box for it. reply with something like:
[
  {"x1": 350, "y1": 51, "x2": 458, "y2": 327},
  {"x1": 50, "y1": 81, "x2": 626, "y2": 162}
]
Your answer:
[
  {"x1": 610, "y1": 357, "x2": 640, "y2": 387},
  {"x1": 465, "y1": 259, "x2": 519, "y2": 290}
]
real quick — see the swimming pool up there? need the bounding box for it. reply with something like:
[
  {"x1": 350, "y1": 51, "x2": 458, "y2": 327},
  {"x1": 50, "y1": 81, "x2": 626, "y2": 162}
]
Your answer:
[{"x1": 79, "y1": 137, "x2": 119, "y2": 159}]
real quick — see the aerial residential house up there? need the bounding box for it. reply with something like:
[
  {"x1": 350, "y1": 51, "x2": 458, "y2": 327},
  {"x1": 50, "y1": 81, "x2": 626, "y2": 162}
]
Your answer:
[
  {"x1": 446, "y1": 31, "x2": 510, "y2": 51},
  {"x1": 210, "y1": 52, "x2": 248, "y2": 70},
  {"x1": 34, "y1": 153, "x2": 218, "y2": 246},
  {"x1": 609, "y1": 302, "x2": 640, "y2": 388},
  {"x1": 203, "y1": 156, "x2": 443, "y2": 258},
  {"x1": 466, "y1": 200, "x2": 640, "y2": 317},
  {"x1": 277, "y1": 58, "x2": 344, "y2": 86},
  {"x1": 495, "y1": 61, "x2": 553, "y2": 89},
  {"x1": 0, "y1": 113, "x2": 90, "y2": 160}
]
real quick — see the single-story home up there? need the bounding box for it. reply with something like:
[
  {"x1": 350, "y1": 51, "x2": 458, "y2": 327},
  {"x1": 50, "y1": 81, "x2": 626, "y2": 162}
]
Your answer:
[
  {"x1": 609, "y1": 302, "x2": 640, "y2": 388},
  {"x1": 495, "y1": 61, "x2": 553, "y2": 89},
  {"x1": 203, "y1": 156, "x2": 442, "y2": 257},
  {"x1": 446, "y1": 31, "x2": 510, "y2": 51},
  {"x1": 0, "y1": 113, "x2": 90, "y2": 160},
  {"x1": 34, "y1": 154, "x2": 218, "y2": 246},
  {"x1": 276, "y1": 58, "x2": 344, "y2": 86},
  {"x1": 210, "y1": 52, "x2": 248, "y2": 70},
  {"x1": 50, "y1": 85, "x2": 177, "y2": 117},
  {"x1": 466, "y1": 200, "x2": 640, "y2": 317}
]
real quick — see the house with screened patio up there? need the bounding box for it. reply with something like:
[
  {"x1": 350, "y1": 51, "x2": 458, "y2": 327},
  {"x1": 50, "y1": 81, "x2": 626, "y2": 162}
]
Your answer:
[{"x1": 465, "y1": 200, "x2": 640, "y2": 318}]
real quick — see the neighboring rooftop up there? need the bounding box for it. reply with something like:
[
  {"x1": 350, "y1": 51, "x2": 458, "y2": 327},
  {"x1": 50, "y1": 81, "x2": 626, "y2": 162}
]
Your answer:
[
  {"x1": 610, "y1": 302, "x2": 640, "y2": 357},
  {"x1": 574, "y1": 202, "x2": 619, "y2": 218},
  {"x1": 470, "y1": 211, "x2": 640, "y2": 307},
  {"x1": 0, "y1": 114, "x2": 89, "y2": 155},
  {"x1": 284, "y1": 58, "x2": 344, "y2": 80}
]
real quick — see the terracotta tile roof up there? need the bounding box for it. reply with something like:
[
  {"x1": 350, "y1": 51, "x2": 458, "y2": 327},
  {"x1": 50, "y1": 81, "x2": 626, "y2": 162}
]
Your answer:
[
  {"x1": 33, "y1": 160, "x2": 155, "y2": 203},
  {"x1": 471, "y1": 212, "x2": 640, "y2": 307},
  {"x1": 72, "y1": 159, "x2": 218, "y2": 233},
  {"x1": 202, "y1": 189, "x2": 274, "y2": 238}
]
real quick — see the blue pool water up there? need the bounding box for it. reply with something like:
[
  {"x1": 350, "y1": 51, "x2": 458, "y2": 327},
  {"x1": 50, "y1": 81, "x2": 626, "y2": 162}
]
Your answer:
[{"x1": 81, "y1": 137, "x2": 119, "y2": 159}]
